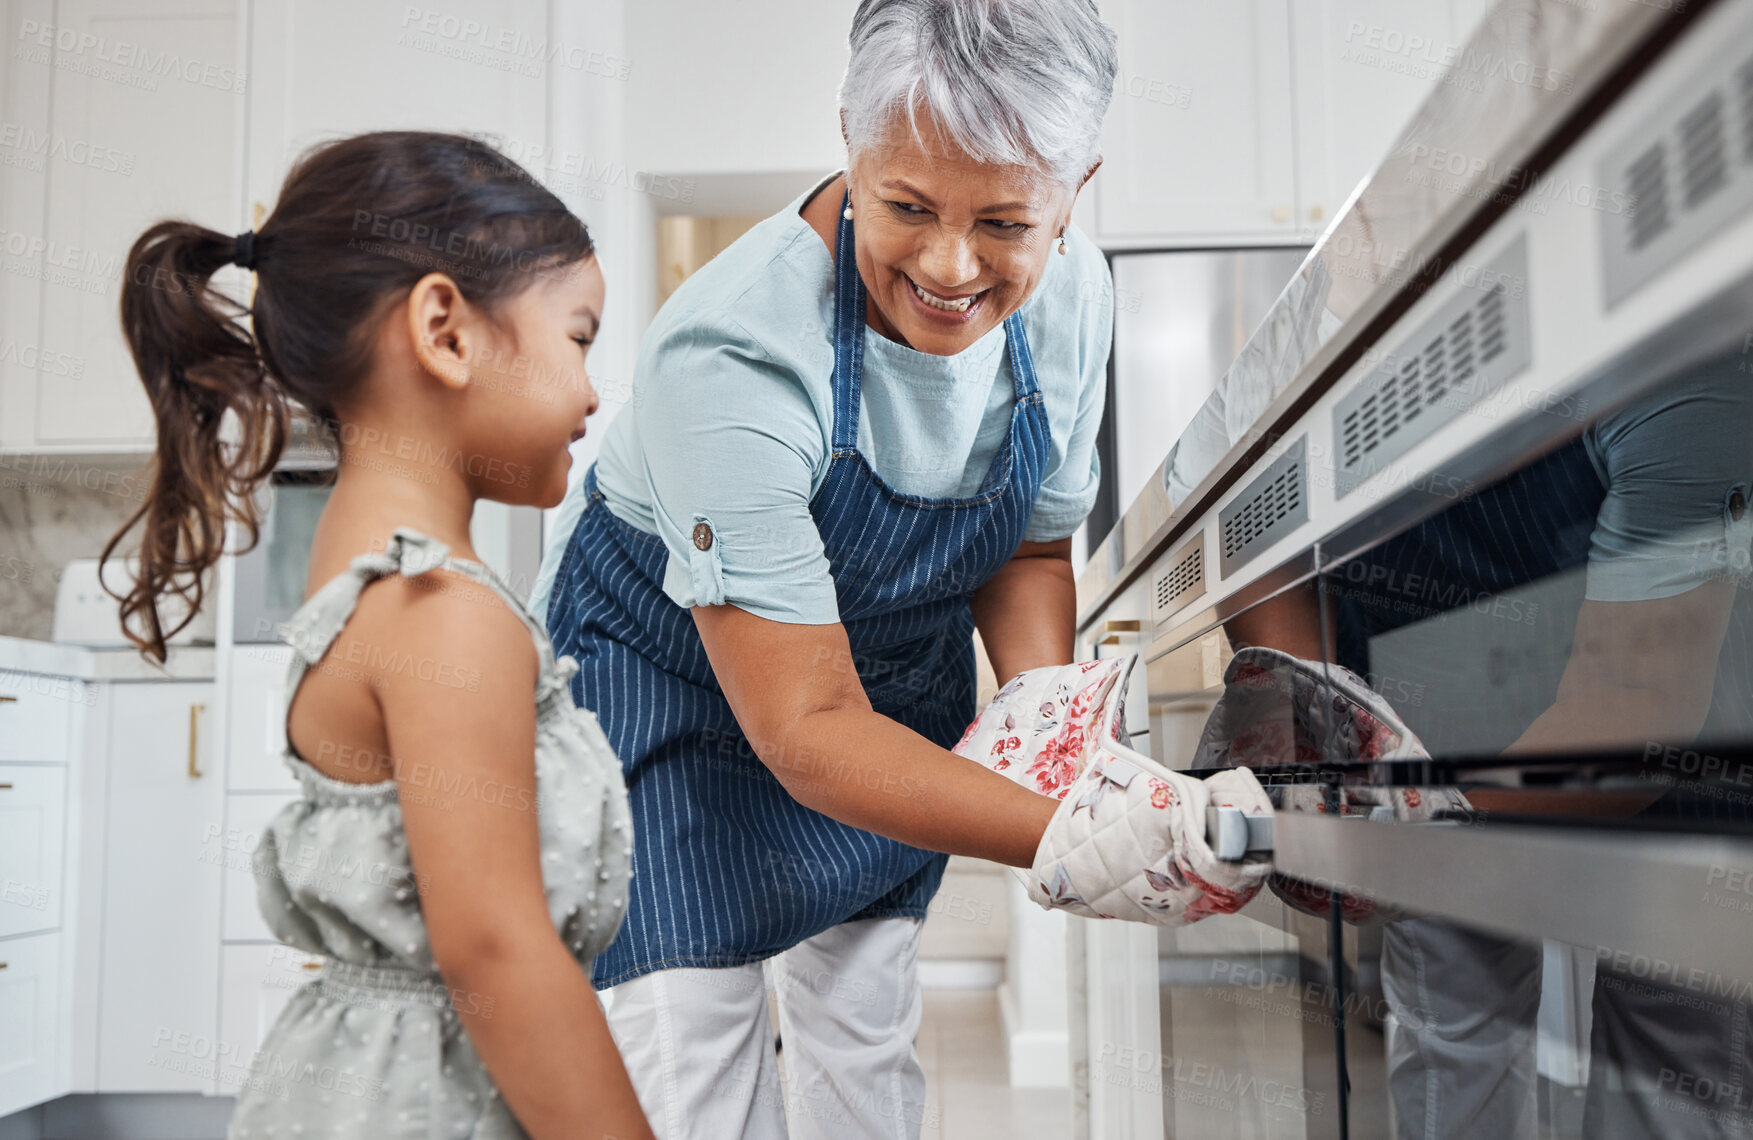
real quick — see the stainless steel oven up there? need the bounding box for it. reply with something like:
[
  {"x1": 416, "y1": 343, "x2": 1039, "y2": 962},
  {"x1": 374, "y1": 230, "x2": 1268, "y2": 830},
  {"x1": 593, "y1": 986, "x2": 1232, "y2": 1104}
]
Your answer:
[{"x1": 1071, "y1": 1, "x2": 1753, "y2": 1136}]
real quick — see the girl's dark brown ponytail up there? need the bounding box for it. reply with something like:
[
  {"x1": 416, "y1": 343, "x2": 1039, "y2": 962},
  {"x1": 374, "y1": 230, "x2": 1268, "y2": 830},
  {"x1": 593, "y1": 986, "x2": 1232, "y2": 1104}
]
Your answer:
[
  {"x1": 106, "y1": 131, "x2": 594, "y2": 662},
  {"x1": 108, "y1": 222, "x2": 287, "y2": 662}
]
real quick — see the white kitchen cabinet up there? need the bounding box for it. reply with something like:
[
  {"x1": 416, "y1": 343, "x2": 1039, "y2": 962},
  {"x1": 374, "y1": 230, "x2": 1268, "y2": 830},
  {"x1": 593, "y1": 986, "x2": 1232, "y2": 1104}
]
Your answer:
[
  {"x1": 0, "y1": 764, "x2": 67, "y2": 939},
  {"x1": 1289, "y1": 0, "x2": 1487, "y2": 238},
  {"x1": 1093, "y1": 0, "x2": 1483, "y2": 248},
  {"x1": 94, "y1": 681, "x2": 222, "y2": 1093},
  {"x1": 225, "y1": 644, "x2": 297, "y2": 794},
  {"x1": 19, "y1": 0, "x2": 242, "y2": 450},
  {"x1": 215, "y1": 943, "x2": 322, "y2": 1097},
  {"x1": 0, "y1": 670, "x2": 80, "y2": 763},
  {"x1": 1096, "y1": 0, "x2": 1299, "y2": 245},
  {"x1": 220, "y1": 792, "x2": 297, "y2": 942},
  {"x1": 245, "y1": 0, "x2": 548, "y2": 218},
  {"x1": 0, "y1": 931, "x2": 62, "y2": 1118},
  {"x1": 0, "y1": 0, "x2": 54, "y2": 454}
]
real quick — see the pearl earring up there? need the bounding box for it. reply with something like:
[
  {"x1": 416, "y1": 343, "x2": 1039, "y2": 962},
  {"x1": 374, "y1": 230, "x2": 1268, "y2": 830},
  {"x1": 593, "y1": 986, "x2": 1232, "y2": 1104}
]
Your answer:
[
  {"x1": 843, "y1": 204, "x2": 854, "y2": 221},
  {"x1": 1058, "y1": 230, "x2": 1068, "y2": 255}
]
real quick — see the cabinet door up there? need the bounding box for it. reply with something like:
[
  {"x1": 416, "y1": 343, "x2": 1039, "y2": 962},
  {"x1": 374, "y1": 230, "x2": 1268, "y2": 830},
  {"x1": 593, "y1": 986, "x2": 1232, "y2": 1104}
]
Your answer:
[
  {"x1": 220, "y1": 792, "x2": 297, "y2": 942},
  {"x1": 1290, "y1": 0, "x2": 1477, "y2": 237},
  {"x1": 0, "y1": 671, "x2": 78, "y2": 762},
  {"x1": 226, "y1": 645, "x2": 298, "y2": 794},
  {"x1": 0, "y1": 764, "x2": 67, "y2": 938},
  {"x1": 215, "y1": 943, "x2": 322, "y2": 1097},
  {"x1": 0, "y1": 0, "x2": 55, "y2": 452},
  {"x1": 1077, "y1": 600, "x2": 1168, "y2": 1139},
  {"x1": 32, "y1": 0, "x2": 241, "y2": 447},
  {"x1": 1095, "y1": 0, "x2": 1298, "y2": 244},
  {"x1": 246, "y1": 0, "x2": 548, "y2": 217},
  {"x1": 95, "y1": 682, "x2": 222, "y2": 1093},
  {"x1": 0, "y1": 931, "x2": 62, "y2": 1117}
]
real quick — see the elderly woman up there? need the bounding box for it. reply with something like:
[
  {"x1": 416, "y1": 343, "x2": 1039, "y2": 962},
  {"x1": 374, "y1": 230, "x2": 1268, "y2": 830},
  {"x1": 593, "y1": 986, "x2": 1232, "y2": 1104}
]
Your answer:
[{"x1": 532, "y1": 1, "x2": 1118, "y2": 1134}]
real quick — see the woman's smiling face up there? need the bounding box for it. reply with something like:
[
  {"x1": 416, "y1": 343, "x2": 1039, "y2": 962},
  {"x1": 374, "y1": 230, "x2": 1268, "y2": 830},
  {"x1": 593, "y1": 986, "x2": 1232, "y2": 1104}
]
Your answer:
[{"x1": 848, "y1": 119, "x2": 1077, "y2": 357}]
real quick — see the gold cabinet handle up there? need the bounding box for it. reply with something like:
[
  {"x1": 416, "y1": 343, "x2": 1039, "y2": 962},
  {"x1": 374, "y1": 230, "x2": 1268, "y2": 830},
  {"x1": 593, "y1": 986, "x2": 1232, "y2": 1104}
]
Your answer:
[
  {"x1": 1096, "y1": 618, "x2": 1141, "y2": 647},
  {"x1": 0, "y1": 962, "x2": 8, "y2": 969},
  {"x1": 188, "y1": 703, "x2": 205, "y2": 779},
  {"x1": 301, "y1": 961, "x2": 323, "y2": 971},
  {"x1": 0, "y1": 783, "x2": 12, "y2": 790},
  {"x1": 0, "y1": 695, "x2": 16, "y2": 703}
]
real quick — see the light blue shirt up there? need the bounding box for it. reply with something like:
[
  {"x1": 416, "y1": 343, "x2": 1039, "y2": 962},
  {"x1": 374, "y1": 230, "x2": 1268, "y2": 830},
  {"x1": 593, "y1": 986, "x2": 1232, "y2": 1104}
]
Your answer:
[{"x1": 532, "y1": 176, "x2": 1113, "y2": 626}]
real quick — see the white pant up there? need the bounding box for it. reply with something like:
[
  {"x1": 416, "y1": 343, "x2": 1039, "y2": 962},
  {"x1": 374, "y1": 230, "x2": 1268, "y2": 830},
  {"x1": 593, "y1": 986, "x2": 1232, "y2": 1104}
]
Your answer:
[
  {"x1": 1382, "y1": 918, "x2": 1542, "y2": 1140},
  {"x1": 604, "y1": 917, "x2": 928, "y2": 1140}
]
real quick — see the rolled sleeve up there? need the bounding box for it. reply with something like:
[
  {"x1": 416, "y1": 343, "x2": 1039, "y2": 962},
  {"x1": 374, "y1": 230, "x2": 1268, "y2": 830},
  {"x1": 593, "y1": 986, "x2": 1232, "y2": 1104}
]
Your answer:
[
  {"x1": 636, "y1": 315, "x2": 842, "y2": 625},
  {"x1": 1023, "y1": 245, "x2": 1112, "y2": 542},
  {"x1": 1583, "y1": 353, "x2": 1753, "y2": 602}
]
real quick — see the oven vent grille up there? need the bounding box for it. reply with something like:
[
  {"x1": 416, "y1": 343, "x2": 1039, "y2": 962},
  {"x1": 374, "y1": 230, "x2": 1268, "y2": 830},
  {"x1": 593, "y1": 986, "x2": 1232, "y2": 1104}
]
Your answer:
[
  {"x1": 1150, "y1": 535, "x2": 1205, "y2": 625},
  {"x1": 1601, "y1": 39, "x2": 1753, "y2": 307},
  {"x1": 1626, "y1": 144, "x2": 1671, "y2": 249},
  {"x1": 1333, "y1": 237, "x2": 1530, "y2": 498},
  {"x1": 1218, "y1": 438, "x2": 1308, "y2": 577},
  {"x1": 1680, "y1": 92, "x2": 1729, "y2": 209}
]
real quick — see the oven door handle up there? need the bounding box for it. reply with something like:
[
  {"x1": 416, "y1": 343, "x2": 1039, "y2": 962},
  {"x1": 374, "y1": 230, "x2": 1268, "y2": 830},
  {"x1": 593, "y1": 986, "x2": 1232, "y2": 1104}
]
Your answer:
[{"x1": 1207, "y1": 805, "x2": 1276, "y2": 860}]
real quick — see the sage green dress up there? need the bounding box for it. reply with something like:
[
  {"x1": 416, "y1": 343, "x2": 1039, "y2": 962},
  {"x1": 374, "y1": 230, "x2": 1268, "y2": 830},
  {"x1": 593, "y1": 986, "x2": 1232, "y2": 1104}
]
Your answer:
[{"x1": 227, "y1": 527, "x2": 633, "y2": 1140}]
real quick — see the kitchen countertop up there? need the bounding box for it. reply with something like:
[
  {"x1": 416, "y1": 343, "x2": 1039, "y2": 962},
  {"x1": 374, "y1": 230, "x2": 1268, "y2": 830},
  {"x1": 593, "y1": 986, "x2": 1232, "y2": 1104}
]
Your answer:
[{"x1": 0, "y1": 635, "x2": 216, "y2": 681}]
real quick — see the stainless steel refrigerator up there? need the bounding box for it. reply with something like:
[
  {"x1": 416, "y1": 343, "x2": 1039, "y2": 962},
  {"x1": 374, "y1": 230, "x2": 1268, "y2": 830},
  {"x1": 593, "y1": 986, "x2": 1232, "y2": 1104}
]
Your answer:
[{"x1": 1090, "y1": 246, "x2": 1310, "y2": 550}]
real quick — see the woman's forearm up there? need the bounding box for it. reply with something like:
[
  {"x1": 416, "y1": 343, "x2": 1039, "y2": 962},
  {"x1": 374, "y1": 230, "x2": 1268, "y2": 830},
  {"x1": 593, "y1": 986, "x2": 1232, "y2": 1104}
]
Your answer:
[
  {"x1": 751, "y1": 708, "x2": 1057, "y2": 867},
  {"x1": 692, "y1": 597, "x2": 1062, "y2": 866},
  {"x1": 971, "y1": 539, "x2": 1076, "y2": 684}
]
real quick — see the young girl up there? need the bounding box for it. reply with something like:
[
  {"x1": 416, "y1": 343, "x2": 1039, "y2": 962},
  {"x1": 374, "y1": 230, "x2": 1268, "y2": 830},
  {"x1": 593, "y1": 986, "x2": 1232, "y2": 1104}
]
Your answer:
[{"x1": 108, "y1": 130, "x2": 654, "y2": 1140}]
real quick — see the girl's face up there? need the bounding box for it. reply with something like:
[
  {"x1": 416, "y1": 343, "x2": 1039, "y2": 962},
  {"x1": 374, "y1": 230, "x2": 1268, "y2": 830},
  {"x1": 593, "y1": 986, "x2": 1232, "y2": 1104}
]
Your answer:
[
  {"x1": 847, "y1": 119, "x2": 1073, "y2": 357},
  {"x1": 466, "y1": 256, "x2": 605, "y2": 509}
]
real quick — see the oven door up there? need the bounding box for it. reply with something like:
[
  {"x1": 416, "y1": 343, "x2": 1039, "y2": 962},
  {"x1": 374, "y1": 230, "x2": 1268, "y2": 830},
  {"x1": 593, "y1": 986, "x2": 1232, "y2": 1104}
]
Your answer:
[{"x1": 1073, "y1": 578, "x2": 1350, "y2": 1140}]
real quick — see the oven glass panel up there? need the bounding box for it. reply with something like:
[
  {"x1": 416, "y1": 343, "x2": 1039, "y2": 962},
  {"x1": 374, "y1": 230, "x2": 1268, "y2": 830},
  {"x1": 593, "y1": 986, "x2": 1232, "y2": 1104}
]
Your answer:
[{"x1": 1308, "y1": 345, "x2": 1753, "y2": 1140}]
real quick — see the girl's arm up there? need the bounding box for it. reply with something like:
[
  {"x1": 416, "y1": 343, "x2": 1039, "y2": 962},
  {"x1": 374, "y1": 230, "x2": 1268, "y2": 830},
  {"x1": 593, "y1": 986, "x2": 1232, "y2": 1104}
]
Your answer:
[
  {"x1": 372, "y1": 571, "x2": 653, "y2": 1140},
  {"x1": 691, "y1": 602, "x2": 1058, "y2": 869}
]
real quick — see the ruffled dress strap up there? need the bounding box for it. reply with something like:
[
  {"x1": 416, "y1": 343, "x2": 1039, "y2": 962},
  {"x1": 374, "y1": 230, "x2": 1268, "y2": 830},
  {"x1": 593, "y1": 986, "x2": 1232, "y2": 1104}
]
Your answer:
[{"x1": 277, "y1": 526, "x2": 580, "y2": 759}]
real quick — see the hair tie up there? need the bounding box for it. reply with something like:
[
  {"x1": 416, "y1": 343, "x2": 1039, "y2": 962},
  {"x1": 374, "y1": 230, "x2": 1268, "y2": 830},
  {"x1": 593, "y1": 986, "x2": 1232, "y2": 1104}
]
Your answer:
[{"x1": 231, "y1": 230, "x2": 257, "y2": 270}]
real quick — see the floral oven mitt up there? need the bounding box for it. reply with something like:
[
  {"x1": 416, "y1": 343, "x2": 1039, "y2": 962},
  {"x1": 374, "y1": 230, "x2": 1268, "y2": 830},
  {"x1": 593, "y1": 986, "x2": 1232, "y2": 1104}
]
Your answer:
[{"x1": 953, "y1": 657, "x2": 1272, "y2": 925}]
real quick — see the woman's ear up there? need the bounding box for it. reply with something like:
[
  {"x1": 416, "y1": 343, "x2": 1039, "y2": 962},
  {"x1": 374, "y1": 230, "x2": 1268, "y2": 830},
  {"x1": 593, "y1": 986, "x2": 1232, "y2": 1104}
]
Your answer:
[
  {"x1": 1062, "y1": 158, "x2": 1104, "y2": 234},
  {"x1": 405, "y1": 272, "x2": 474, "y2": 391},
  {"x1": 1080, "y1": 156, "x2": 1104, "y2": 191}
]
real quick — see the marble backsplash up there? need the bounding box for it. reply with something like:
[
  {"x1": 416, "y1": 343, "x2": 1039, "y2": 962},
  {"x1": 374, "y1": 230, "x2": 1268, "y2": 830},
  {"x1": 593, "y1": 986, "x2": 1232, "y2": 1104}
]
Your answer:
[{"x1": 0, "y1": 453, "x2": 152, "y2": 641}]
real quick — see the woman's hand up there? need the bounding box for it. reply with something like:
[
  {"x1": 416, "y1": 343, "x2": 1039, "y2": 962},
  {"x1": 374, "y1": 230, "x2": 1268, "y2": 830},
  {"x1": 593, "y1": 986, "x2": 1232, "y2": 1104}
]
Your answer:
[{"x1": 691, "y1": 602, "x2": 1058, "y2": 867}]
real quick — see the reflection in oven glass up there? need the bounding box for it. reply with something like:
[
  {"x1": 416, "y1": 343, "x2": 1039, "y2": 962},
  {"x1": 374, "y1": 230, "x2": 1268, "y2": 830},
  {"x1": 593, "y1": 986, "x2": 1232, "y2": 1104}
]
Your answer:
[{"x1": 1313, "y1": 347, "x2": 1753, "y2": 1139}]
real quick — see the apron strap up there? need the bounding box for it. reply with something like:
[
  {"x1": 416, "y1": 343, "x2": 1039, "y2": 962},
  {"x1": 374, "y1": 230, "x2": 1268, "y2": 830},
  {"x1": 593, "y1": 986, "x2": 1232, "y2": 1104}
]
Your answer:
[
  {"x1": 1003, "y1": 311, "x2": 1041, "y2": 402},
  {"x1": 830, "y1": 189, "x2": 866, "y2": 455}
]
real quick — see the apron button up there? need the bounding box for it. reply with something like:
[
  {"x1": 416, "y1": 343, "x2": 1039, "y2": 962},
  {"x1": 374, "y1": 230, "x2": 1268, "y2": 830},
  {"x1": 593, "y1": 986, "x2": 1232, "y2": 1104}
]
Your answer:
[{"x1": 692, "y1": 522, "x2": 714, "y2": 551}]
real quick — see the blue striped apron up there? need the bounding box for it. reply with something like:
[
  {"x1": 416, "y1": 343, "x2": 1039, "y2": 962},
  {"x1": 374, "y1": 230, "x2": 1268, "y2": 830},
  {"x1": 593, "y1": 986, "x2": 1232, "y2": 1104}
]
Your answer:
[{"x1": 546, "y1": 191, "x2": 1053, "y2": 986}]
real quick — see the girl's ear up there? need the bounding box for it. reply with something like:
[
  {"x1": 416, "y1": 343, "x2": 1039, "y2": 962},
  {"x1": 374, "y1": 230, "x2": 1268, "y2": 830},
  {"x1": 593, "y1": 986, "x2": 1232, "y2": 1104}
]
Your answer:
[{"x1": 405, "y1": 272, "x2": 474, "y2": 391}]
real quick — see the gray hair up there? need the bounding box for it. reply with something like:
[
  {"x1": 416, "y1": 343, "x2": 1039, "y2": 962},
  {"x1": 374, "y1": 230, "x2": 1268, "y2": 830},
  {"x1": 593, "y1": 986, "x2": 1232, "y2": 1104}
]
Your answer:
[{"x1": 839, "y1": 0, "x2": 1118, "y2": 189}]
